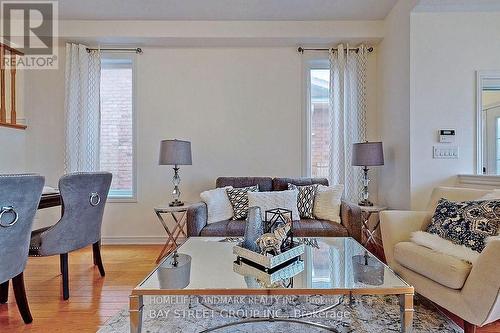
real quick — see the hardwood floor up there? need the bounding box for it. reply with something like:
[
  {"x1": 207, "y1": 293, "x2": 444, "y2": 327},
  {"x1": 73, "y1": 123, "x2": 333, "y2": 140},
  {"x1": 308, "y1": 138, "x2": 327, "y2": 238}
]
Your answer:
[
  {"x1": 439, "y1": 306, "x2": 500, "y2": 333},
  {"x1": 0, "y1": 244, "x2": 163, "y2": 333},
  {"x1": 1, "y1": 244, "x2": 498, "y2": 333}
]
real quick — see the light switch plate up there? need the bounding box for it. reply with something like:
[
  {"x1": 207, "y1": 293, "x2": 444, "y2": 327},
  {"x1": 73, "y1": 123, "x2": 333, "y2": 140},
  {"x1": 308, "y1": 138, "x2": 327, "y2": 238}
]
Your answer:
[{"x1": 433, "y1": 146, "x2": 459, "y2": 159}]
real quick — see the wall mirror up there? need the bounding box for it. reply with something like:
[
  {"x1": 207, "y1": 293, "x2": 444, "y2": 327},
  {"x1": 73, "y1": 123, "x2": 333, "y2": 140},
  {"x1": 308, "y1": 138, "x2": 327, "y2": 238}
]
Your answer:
[{"x1": 477, "y1": 71, "x2": 500, "y2": 175}]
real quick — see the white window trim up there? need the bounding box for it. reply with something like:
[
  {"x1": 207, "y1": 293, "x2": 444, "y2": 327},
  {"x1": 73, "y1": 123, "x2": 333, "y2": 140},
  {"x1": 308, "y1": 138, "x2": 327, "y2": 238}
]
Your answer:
[
  {"x1": 302, "y1": 55, "x2": 329, "y2": 177},
  {"x1": 476, "y1": 70, "x2": 500, "y2": 175},
  {"x1": 101, "y1": 53, "x2": 138, "y2": 203}
]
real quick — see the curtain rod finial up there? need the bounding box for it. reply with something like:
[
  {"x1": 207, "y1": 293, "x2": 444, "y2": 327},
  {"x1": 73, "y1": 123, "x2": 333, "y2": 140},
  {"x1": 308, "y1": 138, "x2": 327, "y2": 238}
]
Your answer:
[{"x1": 297, "y1": 47, "x2": 304, "y2": 53}]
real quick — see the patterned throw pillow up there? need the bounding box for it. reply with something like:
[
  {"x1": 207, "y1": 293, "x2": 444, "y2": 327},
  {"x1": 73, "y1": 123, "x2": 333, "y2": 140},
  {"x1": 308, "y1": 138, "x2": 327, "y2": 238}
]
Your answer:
[
  {"x1": 288, "y1": 183, "x2": 318, "y2": 219},
  {"x1": 226, "y1": 185, "x2": 259, "y2": 220},
  {"x1": 427, "y1": 198, "x2": 500, "y2": 253}
]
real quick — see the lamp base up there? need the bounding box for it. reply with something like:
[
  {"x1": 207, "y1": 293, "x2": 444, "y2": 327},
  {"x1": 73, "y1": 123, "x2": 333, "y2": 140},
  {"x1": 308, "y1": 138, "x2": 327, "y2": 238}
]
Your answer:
[
  {"x1": 358, "y1": 199, "x2": 374, "y2": 207},
  {"x1": 169, "y1": 200, "x2": 185, "y2": 207}
]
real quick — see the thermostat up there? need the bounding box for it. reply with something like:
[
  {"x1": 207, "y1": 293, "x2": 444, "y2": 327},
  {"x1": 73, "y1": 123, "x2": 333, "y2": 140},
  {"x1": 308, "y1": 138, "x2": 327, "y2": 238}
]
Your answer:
[{"x1": 439, "y1": 129, "x2": 455, "y2": 143}]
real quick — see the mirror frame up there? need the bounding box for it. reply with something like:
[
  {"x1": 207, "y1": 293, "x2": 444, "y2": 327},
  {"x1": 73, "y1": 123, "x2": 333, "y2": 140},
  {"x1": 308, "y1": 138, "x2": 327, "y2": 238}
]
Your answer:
[{"x1": 476, "y1": 70, "x2": 500, "y2": 174}]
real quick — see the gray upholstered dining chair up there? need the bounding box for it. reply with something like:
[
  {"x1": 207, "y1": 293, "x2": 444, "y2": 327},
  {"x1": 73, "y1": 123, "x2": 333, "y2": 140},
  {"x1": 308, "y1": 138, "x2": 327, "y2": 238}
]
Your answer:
[
  {"x1": 29, "y1": 172, "x2": 112, "y2": 300},
  {"x1": 0, "y1": 174, "x2": 45, "y2": 324}
]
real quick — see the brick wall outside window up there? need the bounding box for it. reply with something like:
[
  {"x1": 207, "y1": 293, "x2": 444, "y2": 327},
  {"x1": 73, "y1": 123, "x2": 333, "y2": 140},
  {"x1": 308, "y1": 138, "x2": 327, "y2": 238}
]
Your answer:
[
  {"x1": 310, "y1": 68, "x2": 331, "y2": 179},
  {"x1": 311, "y1": 101, "x2": 330, "y2": 178},
  {"x1": 100, "y1": 64, "x2": 134, "y2": 196}
]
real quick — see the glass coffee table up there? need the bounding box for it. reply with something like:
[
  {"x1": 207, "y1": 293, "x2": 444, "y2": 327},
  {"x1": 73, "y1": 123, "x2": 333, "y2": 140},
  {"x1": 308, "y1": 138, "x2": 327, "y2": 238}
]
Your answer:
[{"x1": 130, "y1": 237, "x2": 414, "y2": 333}]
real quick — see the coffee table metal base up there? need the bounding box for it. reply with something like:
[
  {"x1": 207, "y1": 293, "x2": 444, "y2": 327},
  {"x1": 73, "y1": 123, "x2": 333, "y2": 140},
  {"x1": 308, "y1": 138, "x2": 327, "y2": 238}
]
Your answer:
[{"x1": 200, "y1": 317, "x2": 346, "y2": 333}]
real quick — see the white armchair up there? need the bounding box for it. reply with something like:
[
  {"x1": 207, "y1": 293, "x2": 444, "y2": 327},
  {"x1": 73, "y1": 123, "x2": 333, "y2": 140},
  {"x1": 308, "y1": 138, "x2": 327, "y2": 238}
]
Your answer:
[{"x1": 380, "y1": 187, "x2": 500, "y2": 332}]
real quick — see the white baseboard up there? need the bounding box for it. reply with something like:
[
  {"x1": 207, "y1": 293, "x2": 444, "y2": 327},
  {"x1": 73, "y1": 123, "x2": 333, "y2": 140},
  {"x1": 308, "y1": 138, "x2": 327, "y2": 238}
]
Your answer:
[{"x1": 101, "y1": 236, "x2": 166, "y2": 245}]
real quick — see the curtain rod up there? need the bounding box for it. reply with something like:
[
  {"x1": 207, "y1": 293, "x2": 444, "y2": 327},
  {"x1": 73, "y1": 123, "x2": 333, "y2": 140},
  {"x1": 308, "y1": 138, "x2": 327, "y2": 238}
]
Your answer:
[
  {"x1": 86, "y1": 47, "x2": 143, "y2": 54},
  {"x1": 298, "y1": 46, "x2": 374, "y2": 53}
]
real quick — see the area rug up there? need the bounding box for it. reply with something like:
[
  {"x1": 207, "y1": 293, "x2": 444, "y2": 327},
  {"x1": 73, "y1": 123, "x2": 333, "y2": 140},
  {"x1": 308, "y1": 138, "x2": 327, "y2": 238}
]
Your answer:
[{"x1": 98, "y1": 294, "x2": 462, "y2": 333}]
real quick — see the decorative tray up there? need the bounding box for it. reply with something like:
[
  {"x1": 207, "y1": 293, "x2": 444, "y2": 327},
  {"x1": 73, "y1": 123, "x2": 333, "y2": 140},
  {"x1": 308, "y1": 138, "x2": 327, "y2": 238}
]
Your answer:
[
  {"x1": 233, "y1": 259, "x2": 304, "y2": 285},
  {"x1": 233, "y1": 243, "x2": 305, "y2": 270}
]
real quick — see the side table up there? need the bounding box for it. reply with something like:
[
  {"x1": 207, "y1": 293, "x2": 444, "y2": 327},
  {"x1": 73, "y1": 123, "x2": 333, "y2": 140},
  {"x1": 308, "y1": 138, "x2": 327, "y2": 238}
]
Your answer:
[
  {"x1": 358, "y1": 204, "x2": 387, "y2": 262},
  {"x1": 154, "y1": 204, "x2": 191, "y2": 264}
]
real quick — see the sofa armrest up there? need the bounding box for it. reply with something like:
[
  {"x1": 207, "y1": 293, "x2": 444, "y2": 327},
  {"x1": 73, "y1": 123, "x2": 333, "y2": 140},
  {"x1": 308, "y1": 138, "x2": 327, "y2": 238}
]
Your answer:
[
  {"x1": 380, "y1": 210, "x2": 431, "y2": 268},
  {"x1": 186, "y1": 202, "x2": 208, "y2": 237},
  {"x1": 340, "y1": 201, "x2": 363, "y2": 243},
  {"x1": 462, "y1": 239, "x2": 500, "y2": 326}
]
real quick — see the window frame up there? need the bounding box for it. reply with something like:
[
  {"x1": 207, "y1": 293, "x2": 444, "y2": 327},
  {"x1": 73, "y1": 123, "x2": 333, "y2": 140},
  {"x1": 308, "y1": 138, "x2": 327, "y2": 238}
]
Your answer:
[
  {"x1": 496, "y1": 117, "x2": 500, "y2": 174},
  {"x1": 476, "y1": 70, "x2": 500, "y2": 175},
  {"x1": 100, "y1": 53, "x2": 138, "y2": 203},
  {"x1": 302, "y1": 56, "x2": 330, "y2": 178}
]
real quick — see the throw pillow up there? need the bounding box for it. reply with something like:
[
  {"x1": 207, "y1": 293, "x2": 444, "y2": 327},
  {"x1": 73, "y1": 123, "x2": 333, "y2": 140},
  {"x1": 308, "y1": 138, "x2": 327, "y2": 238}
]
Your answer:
[
  {"x1": 226, "y1": 185, "x2": 259, "y2": 220},
  {"x1": 313, "y1": 184, "x2": 344, "y2": 223},
  {"x1": 426, "y1": 198, "x2": 500, "y2": 253},
  {"x1": 247, "y1": 189, "x2": 300, "y2": 221},
  {"x1": 478, "y1": 191, "x2": 500, "y2": 238},
  {"x1": 288, "y1": 183, "x2": 318, "y2": 219},
  {"x1": 411, "y1": 231, "x2": 480, "y2": 264},
  {"x1": 200, "y1": 186, "x2": 233, "y2": 224}
]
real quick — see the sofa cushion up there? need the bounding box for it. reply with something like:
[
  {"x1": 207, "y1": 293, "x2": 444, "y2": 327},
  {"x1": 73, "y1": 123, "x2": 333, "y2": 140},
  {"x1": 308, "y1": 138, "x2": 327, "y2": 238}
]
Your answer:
[
  {"x1": 292, "y1": 219, "x2": 348, "y2": 237},
  {"x1": 216, "y1": 177, "x2": 273, "y2": 192},
  {"x1": 200, "y1": 218, "x2": 348, "y2": 238},
  {"x1": 273, "y1": 177, "x2": 328, "y2": 191},
  {"x1": 394, "y1": 241, "x2": 472, "y2": 290},
  {"x1": 200, "y1": 220, "x2": 246, "y2": 237}
]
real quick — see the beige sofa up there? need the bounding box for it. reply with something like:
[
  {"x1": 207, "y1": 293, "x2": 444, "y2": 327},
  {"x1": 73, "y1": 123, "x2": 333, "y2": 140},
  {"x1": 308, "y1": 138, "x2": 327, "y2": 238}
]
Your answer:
[{"x1": 380, "y1": 187, "x2": 500, "y2": 331}]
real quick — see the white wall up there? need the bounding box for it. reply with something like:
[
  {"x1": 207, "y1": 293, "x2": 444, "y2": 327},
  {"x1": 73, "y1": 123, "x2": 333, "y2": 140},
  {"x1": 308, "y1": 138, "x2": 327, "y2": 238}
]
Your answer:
[
  {"x1": 23, "y1": 43, "x2": 378, "y2": 242},
  {"x1": 410, "y1": 12, "x2": 500, "y2": 209},
  {"x1": 0, "y1": 128, "x2": 26, "y2": 173},
  {"x1": 57, "y1": 20, "x2": 383, "y2": 47},
  {"x1": 376, "y1": 0, "x2": 419, "y2": 209}
]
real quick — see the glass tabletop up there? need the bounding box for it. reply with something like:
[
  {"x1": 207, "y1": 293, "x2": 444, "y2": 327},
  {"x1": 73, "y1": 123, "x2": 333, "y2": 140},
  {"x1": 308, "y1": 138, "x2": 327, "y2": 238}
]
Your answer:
[{"x1": 136, "y1": 237, "x2": 410, "y2": 293}]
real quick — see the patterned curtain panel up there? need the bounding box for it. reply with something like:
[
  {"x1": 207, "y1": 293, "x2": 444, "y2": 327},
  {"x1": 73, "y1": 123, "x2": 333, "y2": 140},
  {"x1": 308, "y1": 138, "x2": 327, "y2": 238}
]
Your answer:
[
  {"x1": 328, "y1": 44, "x2": 368, "y2": 203},
  {"x1": 64, "y1": 43, "x2": 101, "y2": 173}
]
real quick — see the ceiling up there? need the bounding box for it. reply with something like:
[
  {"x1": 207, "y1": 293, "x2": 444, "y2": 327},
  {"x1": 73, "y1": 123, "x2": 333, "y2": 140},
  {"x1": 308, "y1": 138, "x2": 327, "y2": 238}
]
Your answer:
[
  {"x1": 55, "y1": 0, "x2": 399, "y2": 21},
  {"x1": 415, "y1": 0, "x2": 500, "y2": 12}
]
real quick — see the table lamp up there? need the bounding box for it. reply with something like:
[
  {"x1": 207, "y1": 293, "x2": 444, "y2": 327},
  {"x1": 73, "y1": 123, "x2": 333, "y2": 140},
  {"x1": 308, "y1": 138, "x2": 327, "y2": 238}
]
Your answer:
[
  {"x1": 159, "y1": 139, "x2": 192, "y2": 207},
  {"x1": 352, "y1": 141, "x2": 384, "y2": 206}
]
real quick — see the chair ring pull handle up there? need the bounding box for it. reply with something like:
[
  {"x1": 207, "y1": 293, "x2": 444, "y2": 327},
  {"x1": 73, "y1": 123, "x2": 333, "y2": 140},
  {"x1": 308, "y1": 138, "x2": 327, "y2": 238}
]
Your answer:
[
  {"x1": 89, "y1": 192, "x2": 101, "y2": 206},
  {"x1": 0, "y1": 206, "x2": 19, "y2": 227}
]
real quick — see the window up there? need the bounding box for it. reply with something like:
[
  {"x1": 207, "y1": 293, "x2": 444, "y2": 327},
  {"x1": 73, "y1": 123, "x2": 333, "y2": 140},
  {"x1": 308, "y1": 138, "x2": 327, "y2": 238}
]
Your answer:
[
  {"x1": 477, "y1": 71, "x2": 500, "y2": 175},
  {"x1": 496, "y1": 117, "x2": 500, "y2": 173},
  {"x1": 99, "y1": 56, "x2": 136, "y2": 199},
  {"x1": 308, "y1": 66, "x2": 330, "y2": 178}
]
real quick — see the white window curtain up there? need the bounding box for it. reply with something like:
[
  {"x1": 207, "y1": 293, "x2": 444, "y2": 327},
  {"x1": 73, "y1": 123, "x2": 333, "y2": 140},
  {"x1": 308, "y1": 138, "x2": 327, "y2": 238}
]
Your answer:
[
  {"x1": 64, "y1": 43, "x2": 101, "y2": 173},
  {"x1": 328, "y1": 44, "x2": 368, "y2": 203}
]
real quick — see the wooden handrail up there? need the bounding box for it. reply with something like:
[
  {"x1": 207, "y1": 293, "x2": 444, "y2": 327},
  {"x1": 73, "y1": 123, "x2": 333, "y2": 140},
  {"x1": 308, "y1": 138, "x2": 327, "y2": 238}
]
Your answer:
[
  {"x1": 0, "y1": 45, "x2": 5, "y2": 123},
  {"x1": 0, "y1": 43, "x2": 25, "y2": 130},
  {"x1": 10, "y1": 54, "x2": 16, "y2": 125},
  {"x1": 1, "y1": 43, "x2": 23, "y2": 56}
]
